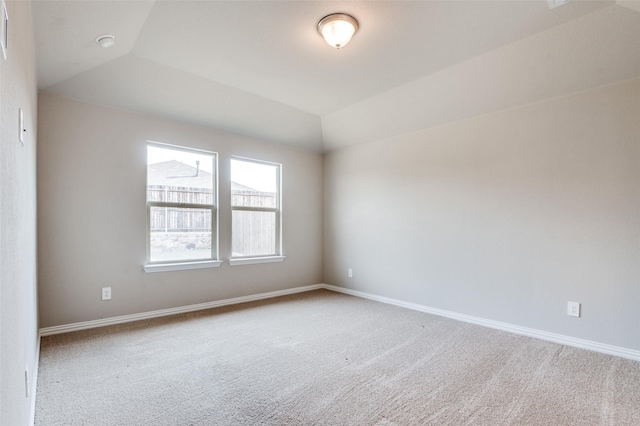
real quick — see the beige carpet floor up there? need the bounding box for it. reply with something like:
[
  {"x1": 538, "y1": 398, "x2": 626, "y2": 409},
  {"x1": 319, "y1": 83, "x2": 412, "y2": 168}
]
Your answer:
[{"x1": 35, "y1": 289, "x2": 640, "y2": 425}]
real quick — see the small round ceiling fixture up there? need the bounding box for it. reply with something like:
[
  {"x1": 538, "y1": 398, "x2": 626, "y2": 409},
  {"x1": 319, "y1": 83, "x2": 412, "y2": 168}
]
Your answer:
[
  {"x1": 317, "y1": 13, "x2": 359, "y2": 49},
  {"x1": 96, "y1": 34, "x2": 115, "y2": 48}
]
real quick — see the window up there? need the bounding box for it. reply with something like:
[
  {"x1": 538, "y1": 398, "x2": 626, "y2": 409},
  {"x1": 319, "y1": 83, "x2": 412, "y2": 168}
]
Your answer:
[
  {"x1": 145, "y1": 142, "x2": 219, "y2": 270},
  {"x1": 230, "y1": 157, "x2": 282, "y2": 263}
]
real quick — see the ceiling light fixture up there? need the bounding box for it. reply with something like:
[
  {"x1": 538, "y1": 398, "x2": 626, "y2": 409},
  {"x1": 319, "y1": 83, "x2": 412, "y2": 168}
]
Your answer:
[
  {"x1": 317, "y1": 13, "x2": 358, "y2": 49},
  {"x1": 96, "y1": 34, "x2": 115, "y2": 48}
]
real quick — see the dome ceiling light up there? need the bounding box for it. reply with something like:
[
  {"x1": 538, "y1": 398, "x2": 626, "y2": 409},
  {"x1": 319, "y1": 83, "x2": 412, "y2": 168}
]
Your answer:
[{"x1": 317, "y1": 13, "x2": 359, "y2": 49}]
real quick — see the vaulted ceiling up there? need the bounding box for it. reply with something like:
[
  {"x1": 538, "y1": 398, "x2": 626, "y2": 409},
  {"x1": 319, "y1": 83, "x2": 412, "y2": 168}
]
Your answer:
[{"x1": 33, "y1": 1, "x2": 640, "y2": 152}]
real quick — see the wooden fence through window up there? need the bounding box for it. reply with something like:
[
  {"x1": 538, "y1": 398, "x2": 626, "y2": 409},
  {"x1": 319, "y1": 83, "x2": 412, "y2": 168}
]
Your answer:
[{"x1": 148, "y1": 185, "x2": 277, "y2": 255}]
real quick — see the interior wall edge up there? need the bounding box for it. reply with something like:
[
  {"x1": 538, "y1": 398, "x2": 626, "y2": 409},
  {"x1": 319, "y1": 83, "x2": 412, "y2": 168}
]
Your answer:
[
  {"x1": 324, "y1": 284, "x2": 640, "y2": 362},
  {"x1": 36, "y1": 281, "x2": 640, "y2": 387},
  {"x1": 39, "y1": 284, "x2": 325, "y2": 337},
  {"x1": 28, "y1": 336, "x2": 41, "y2": 426}
]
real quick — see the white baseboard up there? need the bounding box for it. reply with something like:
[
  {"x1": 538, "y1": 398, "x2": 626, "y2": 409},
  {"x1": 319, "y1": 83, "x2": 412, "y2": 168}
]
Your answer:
[
  {"x1": 39, "y1": 284, "x2": 324, "y2": 336},
  {"x1": 38, "y1": 283, "x2": 640, "y2": 362},
  {"x1": 323, "y1": 284, "x2": 640, "y2": 362}
]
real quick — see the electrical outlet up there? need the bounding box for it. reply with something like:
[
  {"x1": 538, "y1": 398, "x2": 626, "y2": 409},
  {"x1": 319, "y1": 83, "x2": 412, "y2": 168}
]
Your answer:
[
  {"x1": 18, "y1": 108, "x2": 25, "y2": 145},
  {"x1": 348, "y1": 268, "x2": 353, "y2": 278},
  {"x1": 101, "y1": 287, "x2": 112, "y2": 301},
  {"x1": 567, "y1": 301, "x2": 580, "y2": 317}
]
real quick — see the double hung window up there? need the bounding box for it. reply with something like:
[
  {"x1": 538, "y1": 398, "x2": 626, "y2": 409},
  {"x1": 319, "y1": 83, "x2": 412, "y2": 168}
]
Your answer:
[
  {"x1": 146, "y1": 142, "x2": 218, "y2": 267},
  {"x1": 230, "y1": 157, "x2": 281, "y2": 260}
]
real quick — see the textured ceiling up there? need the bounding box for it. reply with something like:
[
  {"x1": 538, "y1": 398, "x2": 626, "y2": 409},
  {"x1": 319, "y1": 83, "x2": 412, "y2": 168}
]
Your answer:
[{"x1": 33, "y1": 0, "x2": 640, "y2": 152}]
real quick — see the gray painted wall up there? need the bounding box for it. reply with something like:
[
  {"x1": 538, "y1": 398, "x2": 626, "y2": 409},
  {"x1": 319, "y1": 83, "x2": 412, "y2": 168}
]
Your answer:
[
  {"x1": 324, "y1": 77, "x2": 640, "y2": 351},
  {"x1": 37, "y1": 94, "x2": 323, "y2": 328},
  {"x1": 0, "y1": 1, "x2": 39, "y2": 424}
]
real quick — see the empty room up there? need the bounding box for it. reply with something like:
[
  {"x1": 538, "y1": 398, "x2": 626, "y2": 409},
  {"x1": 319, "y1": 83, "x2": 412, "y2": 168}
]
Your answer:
[{"x1": 2, "y1": 0, "x2": 640, "y2": 424}]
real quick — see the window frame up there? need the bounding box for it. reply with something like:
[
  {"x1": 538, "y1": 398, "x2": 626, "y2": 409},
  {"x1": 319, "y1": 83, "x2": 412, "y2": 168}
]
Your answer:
[
  {"x1": 144, "y1": 141, "x2": 220, "y2": 272},
  {"x1": 229, "y1": 156, "x2": 283, "y2": 264}
]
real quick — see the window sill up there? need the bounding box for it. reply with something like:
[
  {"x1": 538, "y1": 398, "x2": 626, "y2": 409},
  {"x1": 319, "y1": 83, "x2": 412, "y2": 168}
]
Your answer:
[
  {"x1": 143, "y1": 260, "x2": 223, "y2": 273},
  {"x1": 228, "y1": 256, "x2": 286, "y2": 266}
]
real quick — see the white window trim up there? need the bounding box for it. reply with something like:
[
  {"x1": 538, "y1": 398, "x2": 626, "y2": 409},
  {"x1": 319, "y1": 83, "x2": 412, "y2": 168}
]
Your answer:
[
  {"x1": 145, "y1": 141, "x2": 220, "y2": 269},
  {"x1": 144, "y1": 260, "x2": 223, "y2": 273},
  {"x1": 230, "y1": 156, "x2": 282, "y2": 260},
  {"x1": 228, "y1": 256, "x2": 286, "y2": 266}
]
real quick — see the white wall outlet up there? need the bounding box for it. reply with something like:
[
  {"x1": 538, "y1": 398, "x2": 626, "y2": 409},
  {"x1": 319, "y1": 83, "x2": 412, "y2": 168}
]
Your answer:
[
  {"x1": 567, "y1": 301, "x2": 580, "y2": 317},
  {"x1": 348, "y1": 268, "x2": 353, "y2": 278},
  {"x1": 1, "y1": 0, "x2": 8, "y2": 60},
  {"x1": 101, "y1": 287, "x2": 112, "y2": 301}
]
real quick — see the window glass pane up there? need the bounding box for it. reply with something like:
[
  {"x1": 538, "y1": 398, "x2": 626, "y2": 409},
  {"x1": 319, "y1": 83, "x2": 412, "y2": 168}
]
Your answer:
[
  {"x1": 149, "y1": 207, "x2": 212, "y2": 262},
  {"x1": 232, "y1": 210, "x2": 276, "y2": 257},
  {"x1": 231, "y1": 159, "x2": 277, "y2": 208},
  {"x1": 148, "y1": 145, "x2": 213, "y2": 205}
]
